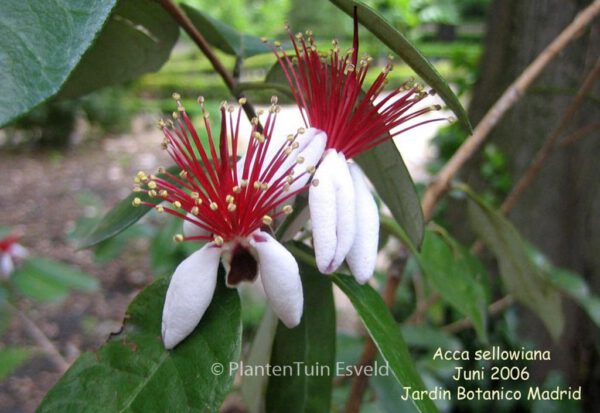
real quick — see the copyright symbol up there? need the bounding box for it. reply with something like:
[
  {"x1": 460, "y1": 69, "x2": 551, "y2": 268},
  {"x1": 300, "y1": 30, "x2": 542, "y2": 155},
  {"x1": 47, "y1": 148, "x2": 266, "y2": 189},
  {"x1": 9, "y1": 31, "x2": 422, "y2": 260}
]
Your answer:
[{"x1": 211, "y1": 362, "x2": 224, "y2": 376}]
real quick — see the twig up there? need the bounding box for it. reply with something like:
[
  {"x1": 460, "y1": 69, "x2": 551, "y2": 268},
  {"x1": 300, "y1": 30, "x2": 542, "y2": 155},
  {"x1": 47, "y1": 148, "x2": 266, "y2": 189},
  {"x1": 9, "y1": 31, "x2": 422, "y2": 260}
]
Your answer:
[
  {"x1": 344, "y1": 252, "x2": 407, "y2": 413},
  {"x1": 421, "y1": 1, "x2": 600, "y2": 221},
  {"x1": 7, "y1": 302, "x2": 69, "y2": 373},
  {"x1": 559, "y1": 122, "x2": 600, "y2": 148},
  {"x1": 501, "y1": 58, "x2": 600, "y2": 215},
  {"x1": 406, "y1": 293, "x2": 440, "y2": 324},
  {"x1": 159, "y1": 0, "x2": 259, "y2": 122},
  {"x1": 471, "y1": 59, "x2": 600, "y2": 255},
  {"x1": 442, "y1": 295, "x2": 514, "y2": 334}
]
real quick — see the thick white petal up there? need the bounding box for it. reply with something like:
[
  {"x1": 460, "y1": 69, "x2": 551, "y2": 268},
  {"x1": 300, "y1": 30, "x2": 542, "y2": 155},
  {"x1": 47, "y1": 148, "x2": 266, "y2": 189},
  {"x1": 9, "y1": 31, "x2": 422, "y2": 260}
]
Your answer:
[
  {"x1": 1, "y1": 254, "x2": 14, "y2": 278},
  {"x1": 287, "y1": 128, "x2": 327, "y2": 193},
  {"x1": 346, "y1": 164, "x2": 379, "y2": 284},
  {"x1": 162, "y1": 243, "x2": 221, "y2": 349},
  {"x1": 309, "y1": 152, "x2": 338, "y2": 273},
  {"x1": 309, "y1": 151, "x2": 356, "y2": 274},
  {"x1": 182, "y1": 212, "x2": 210, "y2": 239},
  {"x1": 250, "y1": 232, "x2": 303, "y2": 328}
]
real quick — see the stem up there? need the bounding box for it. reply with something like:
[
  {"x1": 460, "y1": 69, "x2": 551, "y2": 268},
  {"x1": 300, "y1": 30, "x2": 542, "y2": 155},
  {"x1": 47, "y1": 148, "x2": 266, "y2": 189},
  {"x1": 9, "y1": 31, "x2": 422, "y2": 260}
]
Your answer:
[
  {"x1": 344, "y1": 251, "x2": 407, "y2": 413},
  {"x1": 421, "y1": 1, "x2": 600, "y2": 221},
  {"x1": 442, "y1": 295, "x2": 514, "y2": 334},
  {"x1": 501, "y1": 59, "x2": 600, "y2": 215},
  {"x1": 7, "y1": 302, "x2": 69, "y2": 373},
  {"x1": 158, "y1": 0, "x2": 259, "y2": 122}
]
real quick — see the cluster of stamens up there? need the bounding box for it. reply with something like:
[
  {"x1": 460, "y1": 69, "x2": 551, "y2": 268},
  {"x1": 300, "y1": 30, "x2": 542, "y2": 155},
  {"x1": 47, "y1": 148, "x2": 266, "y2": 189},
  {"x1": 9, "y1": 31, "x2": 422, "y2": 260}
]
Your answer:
[
  {"x1": 267, "y1": 19, "x2": 446, "y2": 158},
  {"x1": 132, "y1": 94, "x2": 315, "y2": 245}
]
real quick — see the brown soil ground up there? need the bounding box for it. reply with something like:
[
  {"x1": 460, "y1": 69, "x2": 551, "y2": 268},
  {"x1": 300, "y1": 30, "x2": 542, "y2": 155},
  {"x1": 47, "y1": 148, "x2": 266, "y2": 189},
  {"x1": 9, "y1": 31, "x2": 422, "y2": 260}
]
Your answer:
[{"x1": 0, "y1": 117, "x2": 171, "y2": 412}]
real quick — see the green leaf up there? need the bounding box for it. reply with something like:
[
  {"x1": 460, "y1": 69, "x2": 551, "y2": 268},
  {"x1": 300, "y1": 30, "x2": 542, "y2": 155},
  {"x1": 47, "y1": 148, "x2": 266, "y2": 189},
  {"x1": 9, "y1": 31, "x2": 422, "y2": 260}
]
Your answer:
[
  {"x1": 333, "y1": 273, "x2": 439, "y2": 413},
  {"x1": 181, "y1": 5, "x2": 270, "y2": 58},
  {"x1": 242, "y1": 309, "x2": 279, "y2": 413},
  {"x1": 0, "y1": 347, "x2": 33, "y2": 381},
  {"x1": 328, "y1": 0, "x2": 472, "y2": 133},
  {"x1": 0, "y1": 0, "x2": 117, "y2": 126},
  {"x1": 466, "y1": 189, "x2": 564, "y2": 340},
  {"x1": 80, "y1": 165, "x2": 180, "y2": 249},
  {"x1": 529, "y1": 248, "x2": 600, "y2": 328},
  {"x1": 38, "y1": 275, "x2": 242, "y2": 412},
  {"x1": 266, "y1": 262, "x2": 336, "y2": 413},
  {"x1": 356, "y1": 141, "x2": 425, "y2": 248},
  {"x1": 12, "y1": 258, "x2": 98, "y2": 303},
  {"x1": 58, "y1": 0, "x2": 180, "y2": 99},
  {"x1": 419, "y1": 230, "x2": 489, "y2": 342}
]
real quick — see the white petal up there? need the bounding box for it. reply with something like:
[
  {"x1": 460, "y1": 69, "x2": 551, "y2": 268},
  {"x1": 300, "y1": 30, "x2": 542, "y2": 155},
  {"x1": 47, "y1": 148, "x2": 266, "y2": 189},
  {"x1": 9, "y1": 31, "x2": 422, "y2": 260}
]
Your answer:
[
  {"x1": 287, "y1": 128, "x2": 327, "y2": 193},
  {"x1": 1, "y1": 254, "x2": 14, "y2": 278},
  {"x1": 162, "y1": 243, "x2": 221, "y2": 349},
  {"x1": 309, "y1": 151, "x2": 356, "y2": 274},
  {"x1": 183, "y1": 212, "x2": 210, "y2": 239},
  {"x1": 250, "y1": 232, "x2": 303, "y2": 328},
  {"x1": 346, "y1": 164, "x2": 379, "y2": 284}
]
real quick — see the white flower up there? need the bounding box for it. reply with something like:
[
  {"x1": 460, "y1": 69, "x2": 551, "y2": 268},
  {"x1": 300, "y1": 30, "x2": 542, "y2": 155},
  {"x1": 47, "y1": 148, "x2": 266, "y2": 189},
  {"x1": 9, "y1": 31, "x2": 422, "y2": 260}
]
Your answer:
[
  {"x1": 162, "y1": 231, "x2": 302, "y2": 349},
  {"x1": 133, "y1": 97, "x2": 325, "y2": 349},
  {"x1": 0, "y1": 233, "x2": 28, "y2": 279},
  {"x1": 309, "y1": 147, "x2": 379, "y2": 283}
]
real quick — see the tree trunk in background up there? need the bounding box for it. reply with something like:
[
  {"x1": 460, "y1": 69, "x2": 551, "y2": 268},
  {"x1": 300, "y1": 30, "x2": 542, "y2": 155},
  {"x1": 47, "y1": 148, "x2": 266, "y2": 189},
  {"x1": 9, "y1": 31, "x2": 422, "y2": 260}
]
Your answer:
[{"x1": 459, "y1": 0, "x2": 599, "y2": 408}]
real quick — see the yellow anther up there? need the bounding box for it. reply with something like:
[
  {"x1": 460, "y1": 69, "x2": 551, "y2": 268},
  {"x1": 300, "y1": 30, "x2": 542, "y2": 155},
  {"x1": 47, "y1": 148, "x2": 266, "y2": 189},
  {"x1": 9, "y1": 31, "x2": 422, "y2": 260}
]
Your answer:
[
  {"x1": 292, "y1": 142, "x2": 300, "y2": 149},
  {"x1": 203, "y1": 112, "x2": 210, "y2": 119},
  {"x1": 286, "y1": 175, "x2": 294, "y2": 184},
  {"x1": 287, "y1": 134, "x2": 295, "y2": 142},
  {"x1": 173, "y1": 234, "x2": 184, "y2": 243},
  {"x1": 210, "y1": 202, "x2": 218, "y2": 211},
  {"x1": 134, "y1": 177, "x2": 141, "y2": 184},
  {"x1": 191, "y1": 206, "x2": 199, "y2": 215},
  {"x1": 132, "y1": 197, "x2": 142, "y2": 207},
  {"x1": 296, "y1": 156, "x2": 305, "y2": 164},
  {"x1": 260, "y1": 182, "x2": 269, "y2": 190},
  {"x1": 191, "y1": 192, "x2": 200, "y2": 199},
  {"x1": 283, "y1": 205, "x2": 293, "y2": 214},
  {"x1": 238, "y1": 97, "x2": 247, "y2": 105},
  {"x1": 253, "y1": 181, "x2": 261, "y2": 189},
  {"x1": 271, "y1": 96, "x2": 278, "y2": 104},
  {"x1": 155, "y1": 205, "x2": 164, "y2": 213},
  {"x1": 273, "y1": 41, "x2": 281, "y2": 47},
  {"x1": 262, "y1": 215, "x2": 273, "y2": 225},
  {"x1": 173, "y1": 201, "x2": 182, "y2": 208},
  {"x1": 297, "y1": 127, "x2": 305, "y2": 134},
  {"x1": 227, "y1": 104, "x2": 235, "y2": 113},
  {"x1": 137, "y1": 171, "x2": 148, "y2": 180},
  {"x1": 225, "y1": 195, "x2": 234, "y2": 203},
  {"x1": 159, "y1": 189, "x2": 168, "y2": 198},
  {"x1": 213, "y1": 235, "x2": 224, "y2": 246},
  {"x1": 157, "y1": 167, "x2": 166, "y2": 174},
  {"x1": 147, "y1": 181, "x2": 157, "y2": 190},
  {"x1": 312, "y1": 179, "x2": 320, "y2": 187},
  {"x1": 172, "y1": 92, "x2": 181, "y2": 100},
  {"x1": 195, "y1": 198, "x2": 203, "y2": 205},
  {"x1": 260, "y1": 36, "x2": 268, "y2": 43},
  {"x1": 240, "y1": 179, "x2": 249, "y2": 187},
  {"x1": 198, "y1": 96, "x2": 205, "y2": 104},
  {"x1": 306, "y1": 165, "x2": 316, "y2": 174},
  {"x1": 253, "y1": 132, "x2": 265, "y2": 143},
  {"x1": 148, "y1": 190, "x2": 157, "y2": 198},
  {"x1": 227, "y1": 203, "x2": 237, "y2": 212},
  {"x1": 232, "y1": 186, "x2": 241, "y2": 193},
  {"x1": 179, "y1": 170, "x2": 188, "y2": 178},
  {"x1": 172, "y1": 111, "x2": 179, "y2": 119},
  {"x1": 132, "y1": 187, "x2": 142, "y2": 192},
  {"x1": 284, "y1": 147, "x2": 293, "y2": 156},
  {"x1": 161, "y1": 140, "x2": 169, "y2": 150},
  {"x1": 283, "y1": 183, "x2": 290, "y2": 191}
]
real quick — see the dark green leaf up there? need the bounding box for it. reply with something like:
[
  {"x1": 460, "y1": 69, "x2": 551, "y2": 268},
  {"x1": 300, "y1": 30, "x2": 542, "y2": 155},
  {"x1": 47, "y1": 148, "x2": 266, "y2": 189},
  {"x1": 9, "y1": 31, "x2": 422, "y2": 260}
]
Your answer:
[
  {"x1": 80, "y1": 165, "x2": 180, "y2": 249},
  {"x1": 266, "y1": 262, "x2": 336, "y2": 413},
  {"x1": 529, "y1": 248, "x2": 600, "y2": 328},
  {"x1": 356, "y1": 141, "x2": 425, "y2": 248},
  {"x1": 333, "y1": 273, "x2": 439, "y2": 413},
  {"x1": 328, "y1": 0, "x2": 472, "y2": 133},
  {"x1": 38, "y1": 275, "x2": 242, "y2": 412},
  {"x1": 58, "y1": 0, "x2": 180, "y2": 99},
  {"x1": 12, "y1": 258, "x2": 98, "y2": 303},
  {"x1": 0, "y1": 0, "x2": 116, "y2": 126},
  {"x1": 181, "y1": 5, "x2": 270, "y2": 58},
  {"x1": 0, "y1": 347, "x2": 33, "y2": 380},
  {"x1": 466, "y1": 190, "x2": 564, "y2": 340},
  {"x1": 419, "y1": 230, "x2": 488, "y2": 342}
]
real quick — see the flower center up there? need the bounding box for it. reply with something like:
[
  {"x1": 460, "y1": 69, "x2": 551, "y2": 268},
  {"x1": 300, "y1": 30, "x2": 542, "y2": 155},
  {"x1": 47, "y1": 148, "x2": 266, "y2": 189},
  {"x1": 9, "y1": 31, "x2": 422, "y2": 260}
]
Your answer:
[{"x1": 226, "y1": 243, "x2": 258, "y2": 286}]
